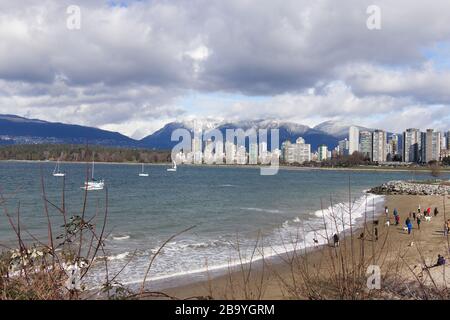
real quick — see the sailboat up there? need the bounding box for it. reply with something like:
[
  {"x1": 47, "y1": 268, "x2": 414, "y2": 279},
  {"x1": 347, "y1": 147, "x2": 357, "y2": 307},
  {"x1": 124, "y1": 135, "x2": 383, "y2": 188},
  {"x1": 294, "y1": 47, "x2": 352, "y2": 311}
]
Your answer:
[
  {"x1": 81, "y1": 160, "x2": 105, "y2": 191},
  {"x1": 139, "y1": 163, "x2": 149, "y2": 177},
  {"x1": 52, "y1": 160, "x2": 66, "y2": 177},
  {"x1": 167, "y1": 160, "x2": 177, "y2": 172}
]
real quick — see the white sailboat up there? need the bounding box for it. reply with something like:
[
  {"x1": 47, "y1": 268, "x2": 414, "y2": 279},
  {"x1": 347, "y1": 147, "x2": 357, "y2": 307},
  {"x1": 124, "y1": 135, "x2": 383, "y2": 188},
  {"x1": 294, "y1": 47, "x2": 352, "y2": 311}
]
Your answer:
[
  {"x1": 81, "y1": 160, "x2": 104, "y2": 191},
  {"x1": 53, "y1": 160, "x2": 66, "y2": 177},
  {"x1": 167, "y1": 160, "x2": 177, "y2": 172},
  {"x1": 139, "y1": 163, "x2": 149, "y2": 177}
]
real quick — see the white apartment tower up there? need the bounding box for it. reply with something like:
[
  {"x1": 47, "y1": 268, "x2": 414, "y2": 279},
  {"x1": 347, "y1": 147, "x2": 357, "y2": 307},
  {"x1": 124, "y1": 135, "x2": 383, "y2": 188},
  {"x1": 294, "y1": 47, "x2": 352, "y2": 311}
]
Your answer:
[
  {"x1": 348, "y1": 126, "x2": 359, "y2": 155},
  {"x1": 372, "y1": 130, "x2": 387, "y2": 162}
]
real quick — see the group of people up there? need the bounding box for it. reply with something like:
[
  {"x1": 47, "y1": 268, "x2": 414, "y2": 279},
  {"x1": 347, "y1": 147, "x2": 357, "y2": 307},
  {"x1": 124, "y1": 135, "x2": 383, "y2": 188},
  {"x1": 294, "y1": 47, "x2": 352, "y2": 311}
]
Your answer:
[
  {"x1": 385, "y1": 204, "x2": 447, "y2": 269},
  {"x1": 385, "y1": 205, "x2": 441, "y2": 234}
]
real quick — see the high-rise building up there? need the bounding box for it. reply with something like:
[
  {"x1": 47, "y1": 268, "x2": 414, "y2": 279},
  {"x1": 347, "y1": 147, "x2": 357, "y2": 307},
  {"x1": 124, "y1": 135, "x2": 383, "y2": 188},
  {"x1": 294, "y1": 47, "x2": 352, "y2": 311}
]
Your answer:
[
  {"x1": 281, "y1": 140, "x2": 292, "y2": 163},
  {"x1": 215, "y1": 140, "x2": 224, "y2": 164},
  {"x1": 386, "y1": 134, "x2": 399, "y2": 161},
  {"x1": 258, "y1": 141, "x2": 269, "y2": 164},
  {"x1": 283, "y1": 137, "x2": 311, "y2": 164},
  {"x1": 249, "y1": 142, "x2": 258, "y2": 165},
  {"x1": 225, "y1": 141, "x2": 236, "y2": 164},
  {"x1": 372, "y1": 130, "x2": 387, "y2": 162},
  {"x1": 348, "y1": 126, "x2": 359, "y2": 155},
  {"x1": 359, "y1": 130, "x2": 373, "y2": 160},
  {"x1": 338, "y1": 139, "x2": 349, "y2": 156},
  {"x1": 425, "y1": 129, "x2": 441, "y2": 163},
  {"x1": 293, "y1": 137, "x2": 311, "y2": 164},
  {"x1": 318, "y1": 145, "x2": 328, "y2": 161},
  {"x1": 236, "y1": 145, "x2": 247, "y2": 165},
  {"x1": 389, "y1": 134, "x2": 399, "y2": 155},
  {"x1": 203, "y1": 139, "x2": 214, "y2": 164},
  {"x1": 192, "y1": 135, "x2": 203, "y2": 164},
  {"x1": 446, "y1": 131, "x2": 450, "y2": 150},
  {"x1": 403, "y1": 128, "x2": 423, "y2": 163}
]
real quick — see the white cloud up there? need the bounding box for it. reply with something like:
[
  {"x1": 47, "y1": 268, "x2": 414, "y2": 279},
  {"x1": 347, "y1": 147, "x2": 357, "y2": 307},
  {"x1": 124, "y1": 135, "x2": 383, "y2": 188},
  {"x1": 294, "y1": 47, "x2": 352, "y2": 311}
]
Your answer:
[{"x1": 0, "y1": 0, "x2": 449, "y2": 136}]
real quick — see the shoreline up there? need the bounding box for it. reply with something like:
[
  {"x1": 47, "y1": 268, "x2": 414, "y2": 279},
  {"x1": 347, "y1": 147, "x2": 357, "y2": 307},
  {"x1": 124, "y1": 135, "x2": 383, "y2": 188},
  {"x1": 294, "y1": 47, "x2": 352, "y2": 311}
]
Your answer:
[
  {"x1": 158, "y1": 194, "x2": 450, "y2": 299},
  {"x1": 115, "y1": 192, "x2": 386, "y2": 296},
  {"x1": 2, "y1": 159, "x2": 449, "y2": 174}
]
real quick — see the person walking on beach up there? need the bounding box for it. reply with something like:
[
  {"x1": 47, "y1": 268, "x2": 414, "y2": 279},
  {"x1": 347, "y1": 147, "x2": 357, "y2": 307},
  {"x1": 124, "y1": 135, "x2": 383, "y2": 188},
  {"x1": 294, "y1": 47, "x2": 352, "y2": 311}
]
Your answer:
[
  {"x1": 434, "y1": 207, "x2": 439, "y2": 217},
  {"x1": 426, "y1": 207, "x2": 431, "y2": 217},
  {"x1": 417, "y1": 216, "x2": 421, "y2": 230},
  {"x1": 385, "y1": 206, "x2": 389, "y2": 218},
  {"x1": 395, "y1": 214, "x2": 400, "y2": 226},
  {"x1": 333, "y1": 233, "x2": 340, "y2": 247},
  {"x1": 413, "y1": 211, "x2": 416, "y2": 221},
  {"x1": 406, "y1": 218, "x2": 413, "y2": 235},
  {"x1": 445, "y1": 220, "x2": 450, "y2": 237},
  {"x1": 374, "y1": 227, "x2": 379, "y2": 241},
  {"x1": 394, "y1": 208, "x2": 398, "y2": 217},
  {"x1": 418, "y1": 205, "x2": 421, "y2": 214}
]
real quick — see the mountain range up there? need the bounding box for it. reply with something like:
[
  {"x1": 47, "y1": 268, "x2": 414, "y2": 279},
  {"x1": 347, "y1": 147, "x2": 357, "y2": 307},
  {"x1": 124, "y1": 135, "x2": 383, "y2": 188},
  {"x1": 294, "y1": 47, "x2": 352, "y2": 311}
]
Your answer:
[{"x1": 0, "y1": 114, "x2": 385, "y2": 151}]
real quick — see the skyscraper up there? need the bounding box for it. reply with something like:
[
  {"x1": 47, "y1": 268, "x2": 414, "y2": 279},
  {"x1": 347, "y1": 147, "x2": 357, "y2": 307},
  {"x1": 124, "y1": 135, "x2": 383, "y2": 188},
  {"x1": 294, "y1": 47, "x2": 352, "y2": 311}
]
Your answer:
[
  {"x1": 425, "y1": 129, "x2": 441, "y2": 163},
  {"x1": 236, "y1": 145, "x2": 247, "y2": 165},
  {"x1": 348, "y1": 126, "x2": 359, "y2": 155},
  {"x1": 225, "y1": 141, "x2": 236, "y2": 164},
  {"x1": 318, "y1": 145, "x2": 328, "y2": 161},
  {"x1": 447, "y1": 131, "x2": 450, "y2": 150},
  {"x1": 249, "y1": 142, "x2": 258, "y2": 165},
  {"x1": 359, "y1": 130, "x2": 373, "y2": 160},
  {"x1": 372, "y1": 130, "x2": 387, "y2": 162},
  {"x1": 338, "y1": 139, "x2": 349, "y2": 156},
  {"x1": 403, "y1": 128, "x2": 423, "y2": 163}
]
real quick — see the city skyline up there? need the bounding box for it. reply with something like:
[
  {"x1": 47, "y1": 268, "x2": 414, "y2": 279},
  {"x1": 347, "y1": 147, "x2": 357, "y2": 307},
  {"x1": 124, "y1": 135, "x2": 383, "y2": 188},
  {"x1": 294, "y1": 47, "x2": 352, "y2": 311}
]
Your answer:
[{"x1": 173, "y1": 125, "x2": 450, "y2": 165}]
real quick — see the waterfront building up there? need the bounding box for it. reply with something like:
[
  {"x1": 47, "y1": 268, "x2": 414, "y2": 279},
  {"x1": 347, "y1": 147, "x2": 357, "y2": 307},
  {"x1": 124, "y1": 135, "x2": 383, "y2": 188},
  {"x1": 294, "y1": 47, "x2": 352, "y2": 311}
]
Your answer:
[
  {"x1": 372, "y1": 130, "x2": 387, "y2": 162},
  {"x1": 403, "y1": 128, "x2": 423, "y2": 163},
  {"x1": 359, "y1": 130, "x2": 373, "y2": 160},
  {"x1": 425, "y1": 129, "x2": 441, "y2": 163},
  {"x1": 249, "y1": 142, "x2": 258, "y2": 165},
  {"x1": 348, "y1": 126, "x2": 359, "y2": 155},
  {"x1": 318, "y1": 144, "x2": 328, "y2": 161}
]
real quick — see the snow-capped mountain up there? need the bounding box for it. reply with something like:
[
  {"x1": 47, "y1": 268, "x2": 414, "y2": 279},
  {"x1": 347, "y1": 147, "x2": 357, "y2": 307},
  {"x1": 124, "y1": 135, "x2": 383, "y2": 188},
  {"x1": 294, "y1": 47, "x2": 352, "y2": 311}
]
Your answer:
[
  {"x1": 2, "y1": 114, "x2": 384, "y2": 151},
  {"x1": 313, "y1": 120, "x2": 371, "y2": 139},
  {"x1": 139, "y1": 119, "x2": 339, "y2": 150}
]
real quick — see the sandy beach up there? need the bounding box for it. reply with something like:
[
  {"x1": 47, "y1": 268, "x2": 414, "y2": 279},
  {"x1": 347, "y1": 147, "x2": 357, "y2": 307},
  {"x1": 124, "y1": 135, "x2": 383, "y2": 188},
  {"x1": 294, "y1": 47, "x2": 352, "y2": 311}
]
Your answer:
[{"x1": 162, "y1": 194, "x2": 450, "y2": 299}]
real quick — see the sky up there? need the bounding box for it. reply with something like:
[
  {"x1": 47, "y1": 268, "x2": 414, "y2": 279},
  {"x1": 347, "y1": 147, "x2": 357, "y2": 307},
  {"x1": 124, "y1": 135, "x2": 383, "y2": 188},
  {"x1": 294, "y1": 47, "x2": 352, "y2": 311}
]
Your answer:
[{"x1": 0, "y1": 0, "x2": 449, "y2": 139}]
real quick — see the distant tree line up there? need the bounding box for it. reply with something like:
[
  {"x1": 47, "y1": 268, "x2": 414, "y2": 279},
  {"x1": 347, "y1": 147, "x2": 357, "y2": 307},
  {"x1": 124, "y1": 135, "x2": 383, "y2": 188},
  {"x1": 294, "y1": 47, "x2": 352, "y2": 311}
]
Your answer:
[
  {"x1": 443, "y1": 157, "x2": 450, "y2": 166},
  {"x1": 0, "y1": 144, "x2": 171, "y2": 163},
  {"x1": 283, "y1": 152, "x2": 376, "y2": 168}
]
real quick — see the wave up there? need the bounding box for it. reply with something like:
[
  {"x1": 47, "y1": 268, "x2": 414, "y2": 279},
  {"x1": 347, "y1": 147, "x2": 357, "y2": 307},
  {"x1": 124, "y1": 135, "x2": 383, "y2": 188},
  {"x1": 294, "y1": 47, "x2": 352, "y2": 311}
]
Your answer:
[
  {"x1": 240, "y1": 207, "x2": 282, "y2": 214},
  {"x1": 112, "y1": 235, "x2": 130, "y2": 241},
  {"x1": 96, "y1": 252, "x2": 130, "y2": 262},
  {"x1": 87, "y1": 192, "x2": 386, "y2": 289}
]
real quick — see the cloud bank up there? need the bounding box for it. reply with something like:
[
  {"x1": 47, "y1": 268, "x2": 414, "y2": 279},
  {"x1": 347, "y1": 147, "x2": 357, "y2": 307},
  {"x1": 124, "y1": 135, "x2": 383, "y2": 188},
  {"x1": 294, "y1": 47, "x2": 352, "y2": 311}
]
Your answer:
[{"x1": 0, "y1": 0, "x2": 449, "y2": 137}]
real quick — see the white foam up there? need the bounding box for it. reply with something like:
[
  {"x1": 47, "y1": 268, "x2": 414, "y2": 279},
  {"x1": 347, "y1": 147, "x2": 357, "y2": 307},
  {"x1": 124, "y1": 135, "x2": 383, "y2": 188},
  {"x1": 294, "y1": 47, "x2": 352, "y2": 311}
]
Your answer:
[
  {"x1": 240, "y1": 207, "x2": 282, "y2": 214},
  {"x1": 112, "y1": 235, "x2": 130, "y2": 241},
  {"x1": 86, "y1": 192, "x2": 385, "y2": 289}
]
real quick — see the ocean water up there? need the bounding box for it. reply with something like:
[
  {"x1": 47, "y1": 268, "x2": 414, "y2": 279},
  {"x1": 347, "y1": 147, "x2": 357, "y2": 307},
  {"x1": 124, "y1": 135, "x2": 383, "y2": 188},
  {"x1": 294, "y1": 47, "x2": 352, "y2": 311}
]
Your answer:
[{"x1": 0, "y1": 161, "x2": 447, "y2": 289}]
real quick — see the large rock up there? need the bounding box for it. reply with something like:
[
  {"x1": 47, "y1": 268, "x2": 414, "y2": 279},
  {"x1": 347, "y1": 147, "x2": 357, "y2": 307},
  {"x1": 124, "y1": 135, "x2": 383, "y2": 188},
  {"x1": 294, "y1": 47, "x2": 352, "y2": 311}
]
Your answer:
[{"x1": 369, "y1": 181, "x2": 450, "y2": 196}]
